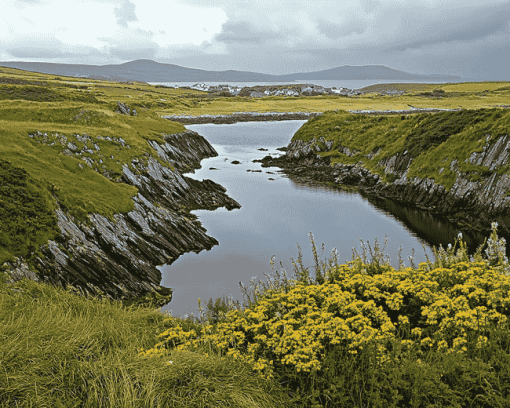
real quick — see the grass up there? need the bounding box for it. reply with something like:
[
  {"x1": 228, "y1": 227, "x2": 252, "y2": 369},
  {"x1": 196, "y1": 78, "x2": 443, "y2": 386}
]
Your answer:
[
  {"x1": 0, "y1": 160, "x2": 59, "y2": 264},
  {"x1": 4, "y1": 226, "x2": 510, "y2": 407},
  {"x1": 0, "y1": 274, "x2": 288, "y2": 407},
  {"x1": 155, "y1": 81, "x2": 510, "y2": 117},
  {"x1": 289, "y1": 108, "x2": 510, "y2": 190},
  {"x1": 0, "y1": 68, "x2": 189, "y2": 264}
]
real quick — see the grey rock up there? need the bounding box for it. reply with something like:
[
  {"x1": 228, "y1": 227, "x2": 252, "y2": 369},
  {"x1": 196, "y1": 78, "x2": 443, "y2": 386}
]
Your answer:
[
  {"x1": 3, "y1": 258, "x2": 40, "y2": 284},
  {"x1": 338, "y1": 145, "x2": 360, "y2": 157},
  {"x1": 82, "y1": 157, "x2": 94, "y2": 167},
  {"x1": 261, "y1": 133, "x2": 510, "y2": 233},
  {"x1": 116, "y1": 102, "x2": 131, "y2": 115},
  {"x1": 287, "y1": 137, "x2": 333, "y2": 159},
  {"x1": 5, "y1": 130, "x2": 241, "y2": 302}
]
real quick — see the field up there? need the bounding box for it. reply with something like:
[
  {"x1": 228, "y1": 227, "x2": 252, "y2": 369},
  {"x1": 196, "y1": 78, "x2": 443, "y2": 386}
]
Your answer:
[
  {"x1": 2, "y1": 66, "x2": 510, "y2": 407},
  {"x1": 154, "y1": 81, "x2": 510, "y2": 116}
]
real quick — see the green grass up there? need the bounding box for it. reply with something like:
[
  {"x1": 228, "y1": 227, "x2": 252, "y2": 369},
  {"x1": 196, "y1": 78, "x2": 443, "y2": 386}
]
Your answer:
[
  {"x1": 0, "y1": 160, "x2": 59, "y2": 264},
  {"x1": 0, "y1": 68, "x2": 189, "y2": 264},
  {"x1": 0, "y1": 274, "x2": 288, "y2": 407},
  {"x1": 291, "y1": 108, "x2": 510, "y2": 190},
  {"x1": 5, "y1": 228, "x2": 510, "y2": 407}
]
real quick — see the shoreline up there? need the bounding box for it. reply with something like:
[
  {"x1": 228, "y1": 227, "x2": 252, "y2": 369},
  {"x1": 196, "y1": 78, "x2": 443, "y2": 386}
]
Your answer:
[
  {"x1": 162, "y1": 107, "x2": 465, "y2": 124},
  {"x1": 162, "y1": 111, "x2": 322, "y2": 124}
]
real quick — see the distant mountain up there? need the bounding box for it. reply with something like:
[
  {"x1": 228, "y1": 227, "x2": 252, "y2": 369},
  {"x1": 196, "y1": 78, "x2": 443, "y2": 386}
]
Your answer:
[
  {"x1": 0, "y1": 59, "x2": 461, "y2": 82},
  {"x1": 272, "y1": 65, "x2": 460, "y2": 81}
]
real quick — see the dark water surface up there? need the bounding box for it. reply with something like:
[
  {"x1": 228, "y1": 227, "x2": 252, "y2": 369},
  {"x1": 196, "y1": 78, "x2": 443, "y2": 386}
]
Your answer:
[{"x1": 159, "y1": 121, "x2": 488, "y2": 316}]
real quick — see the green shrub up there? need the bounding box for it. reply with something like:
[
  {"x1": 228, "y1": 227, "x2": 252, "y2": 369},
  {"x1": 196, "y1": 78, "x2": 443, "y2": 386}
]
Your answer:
[
  {"x1": 152, "y1": 226, "x2": 510, "y2": 407},
  {"x1": 0, "y1": 160, "x2": 59, "y2": 264}
]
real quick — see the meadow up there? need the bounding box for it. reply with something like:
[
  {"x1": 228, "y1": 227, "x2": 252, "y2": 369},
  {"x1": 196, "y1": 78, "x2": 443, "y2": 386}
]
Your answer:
[
  {"x1": 0, "y1": 67, "x2": 185, "y2": 265},
  {"x1": 1, "y1": 65, "x2": 510, "y2": 406}
]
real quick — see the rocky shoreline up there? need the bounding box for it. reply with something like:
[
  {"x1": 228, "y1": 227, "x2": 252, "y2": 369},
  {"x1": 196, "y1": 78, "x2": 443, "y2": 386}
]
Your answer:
[
  {"x1": 162, "y1": 111, "x2": 322, "y2": 124},
  {"x1": 257, "y1": 134, "x2": 510, "y2": 234},
  {"x1": 5, "y1": 130, "x2": 240, "y2": 306},
  {"x1": 163, "y1": 108, "x2": 463, "y2": 125}
]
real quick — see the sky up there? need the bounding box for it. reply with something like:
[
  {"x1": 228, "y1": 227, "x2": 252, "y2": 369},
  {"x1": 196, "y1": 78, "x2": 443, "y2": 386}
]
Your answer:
[{"x1": 1, "y1": 0, "x2": 509, "y2": 79}]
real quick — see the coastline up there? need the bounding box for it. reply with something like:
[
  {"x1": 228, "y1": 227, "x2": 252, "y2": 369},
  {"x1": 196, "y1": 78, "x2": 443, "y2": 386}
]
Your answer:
[
  {"x1": 162, "y1": 111, "x2": 322, "y2": 124},
  {"x1": 4, "y1": 130, "x2": 241, "y2": 306},
  {"x1": 163, "y1": 107, "x2": 465, "y2": 124}
]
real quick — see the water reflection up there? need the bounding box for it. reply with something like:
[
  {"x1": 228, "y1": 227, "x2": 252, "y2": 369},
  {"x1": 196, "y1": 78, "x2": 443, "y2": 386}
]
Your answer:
[
  {"x1": 361, "y1": 193, "x2": 489, "y2": 254},
  {"x1": 286, "y1": 171, "x2": 508, "y2": 255}
]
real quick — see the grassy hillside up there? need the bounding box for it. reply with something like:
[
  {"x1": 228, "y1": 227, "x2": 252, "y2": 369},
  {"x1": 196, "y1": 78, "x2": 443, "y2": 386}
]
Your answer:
[
  {"x1": 291, "y1": 108, "x2": 510, "y2": 189},
  {"x1": 0, "y1": 69, "x2": 188, "y2": 265}
]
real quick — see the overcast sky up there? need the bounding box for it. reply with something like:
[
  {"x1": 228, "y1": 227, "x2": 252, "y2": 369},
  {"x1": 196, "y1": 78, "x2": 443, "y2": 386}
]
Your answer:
[{"x1": 1, "y1": 0, "x2": 509, "y2": 79}]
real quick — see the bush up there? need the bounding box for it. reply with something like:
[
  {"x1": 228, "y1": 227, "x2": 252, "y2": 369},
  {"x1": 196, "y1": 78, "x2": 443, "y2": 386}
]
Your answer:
[
  {"x1": 150, "y1": 225, "x2": 510, "y2": 407},
  {"x1": 0, "y1": 160, "x2": 59, "y2": 264}
]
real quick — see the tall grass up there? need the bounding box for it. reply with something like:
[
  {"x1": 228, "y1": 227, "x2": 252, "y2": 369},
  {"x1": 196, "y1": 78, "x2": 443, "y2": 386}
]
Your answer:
[{"x1": 0, "y1": 273, "x2": 289, "y2": 407}]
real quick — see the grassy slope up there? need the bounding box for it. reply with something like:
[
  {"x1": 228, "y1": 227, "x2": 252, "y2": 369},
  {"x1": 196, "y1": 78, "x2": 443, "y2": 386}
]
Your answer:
[
  {"x1": 0, "y1": 68, "x2": 189, "y2": 264},
  {"x1": 292, "y1": 108, "x2": 510, "y2": 189},
  {"x1": 0, "y1": 274, "x2": 288, "y2": 407}
]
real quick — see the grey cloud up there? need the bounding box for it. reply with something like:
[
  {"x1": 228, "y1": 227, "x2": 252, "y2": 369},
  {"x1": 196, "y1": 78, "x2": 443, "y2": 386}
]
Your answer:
[
  {"x1": 316, "y1": 17, "x2": 366, "y2": 40},
  {"x1": 111, "y1": 47, "x2": 157, "y2": 60},
  {"x1": 214, "y1": 20, "x2": 287, "y2": 45},
  {"x1": 386, "y1": 2, "x2": 510, "y2": 52},
  {"x1": 392, "y1": 37, "x2": 510, "y2": 79},
  {"x1": 5, "y1": 44, "x2": 109, "y2": 62},
  {"x1": 3, "y1": 0, "x2": 509, "y2": 81},
  {"x1": 100, "y1": 27, "x2": 159, "y2": 60},
  {"x1": 7, "y1": 47, "x2": 68, "y2": 59},
  {"x1": 114, "y1": 0, "x2": 138, "y2": 27},
  {"x1": 6, "y1": 33, "x2": 67, "y2": 59},
  {"x1": 359, "y1": 0, "x2": 381, "y2": 14}
]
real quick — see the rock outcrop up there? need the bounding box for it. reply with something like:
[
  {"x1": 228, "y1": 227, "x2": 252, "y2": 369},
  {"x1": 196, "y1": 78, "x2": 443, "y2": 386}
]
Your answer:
[
  {"x1": 259, "y1": 133, "x2": 510, "y2": 233},
  {"x1": 5, "y1": 130, "x2": 240, "y2": 304}
]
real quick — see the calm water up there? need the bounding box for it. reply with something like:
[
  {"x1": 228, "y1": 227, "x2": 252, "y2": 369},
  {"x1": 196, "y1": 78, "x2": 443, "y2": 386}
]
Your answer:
[
  {"x1": 150, "y1": 78, "x2": 482, "y2": 91},
  {"x1": 159, "y1": 121, "x2": 492, "y2": 316}
]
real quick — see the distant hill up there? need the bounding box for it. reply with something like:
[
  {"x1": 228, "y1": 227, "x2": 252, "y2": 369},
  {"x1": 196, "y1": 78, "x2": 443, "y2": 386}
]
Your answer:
[
  {"x1": 273, "y1": 65, "x2": 460, "y2": 81},
  {"x1": 0, "y1": 59, "x2": 461, "y2": 82}
]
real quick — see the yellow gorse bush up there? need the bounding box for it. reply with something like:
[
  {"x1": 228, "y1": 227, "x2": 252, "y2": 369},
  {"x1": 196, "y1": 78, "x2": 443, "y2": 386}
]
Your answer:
[
  {"x1": 145, "y1": 258, "x2": 510, "y2": 376},
  {"x1": 142, "y1": 226, "x2": 510, "y2": 378}
]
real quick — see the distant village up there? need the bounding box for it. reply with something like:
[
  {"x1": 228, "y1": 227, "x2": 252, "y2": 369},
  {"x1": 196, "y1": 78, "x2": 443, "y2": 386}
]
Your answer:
[
  {"x1": 155, "y1": 82, "x2": 411, "y2": 97},
  {"x1": 165, "y1": 83, "x2": 374, "y2": 97}
]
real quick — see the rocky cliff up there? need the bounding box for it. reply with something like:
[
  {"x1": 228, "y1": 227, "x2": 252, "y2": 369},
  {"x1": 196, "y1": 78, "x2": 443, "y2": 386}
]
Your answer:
[
  {"x1": 260, "y1": 132, "x2": 510, "y2": 234},
  {"x1": 5, "y1": 130, "x2": 240, "y2": 305}
]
